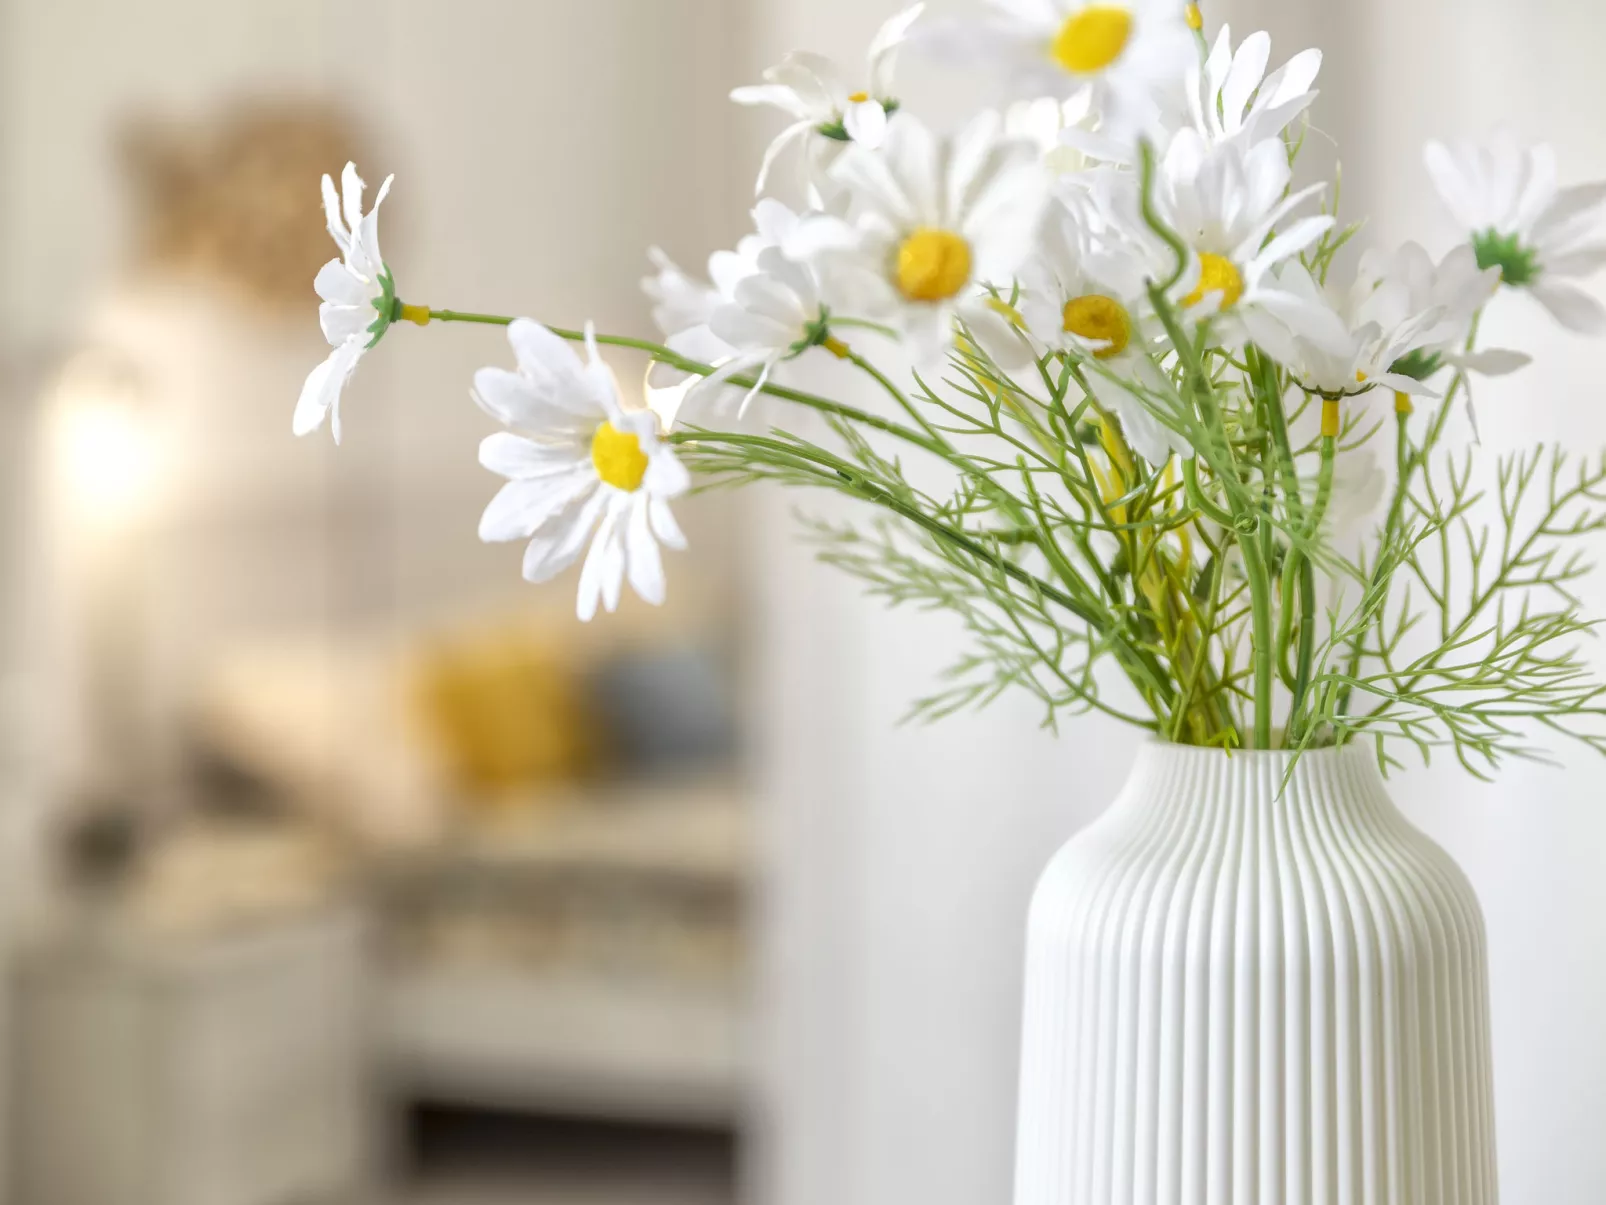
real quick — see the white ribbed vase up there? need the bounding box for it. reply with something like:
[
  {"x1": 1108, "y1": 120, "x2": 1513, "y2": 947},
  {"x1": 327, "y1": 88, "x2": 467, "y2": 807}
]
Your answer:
[{"x1": 1013, "y1": 742, "x2": 1497, "y2": 1205}]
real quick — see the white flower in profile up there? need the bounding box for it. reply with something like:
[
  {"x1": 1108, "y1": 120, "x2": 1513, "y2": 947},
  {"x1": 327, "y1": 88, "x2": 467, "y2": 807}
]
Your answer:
[
  {"x1": 1186, "y1": 26, "x2": 1321, "y2": 149},
  {"x1": 1125, "y1": 130, "x2": 1348, "y2": 358},
  {"x1": 1425, "y1": 130, "x2": 1606, "y2": 332},
  {"x1": 732, "y1": 4, "x2": 926, "y2": 194},
  {"x1": 795, "y1": 112, "x2": 1048, "y2": 364},
  {"x1": 921, "y1": 0, "x2": 1195, "y2": 138},
  {"x1": 475, "y1": 321, "x2": 689, "y2": 620},
  {"x1": 1017, "y1": 198, "x2": 1188, "y2": 465},
  {"x1": 294, "y1": 162, "x2": 394, "y2": 445}
]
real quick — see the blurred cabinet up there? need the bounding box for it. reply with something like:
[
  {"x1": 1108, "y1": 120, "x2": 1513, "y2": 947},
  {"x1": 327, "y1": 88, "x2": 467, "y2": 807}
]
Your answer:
[
  {"x1": 376, "y1": 782, "x2": 751, "y2": 1128},
  {"x1": 10, "y1": 909, "x2": 371, "y2": 1205}
]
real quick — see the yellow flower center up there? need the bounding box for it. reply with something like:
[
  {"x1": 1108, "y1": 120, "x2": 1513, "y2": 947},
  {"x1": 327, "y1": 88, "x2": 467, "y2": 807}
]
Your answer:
[
  {"x1": 1183, "y1": 252, "x2": 1244, "y2": 310},
  {"x1": 1185, "y1": 2, "x2": 1203, "y2": 31},
  {"x1": 1051, "y1": 5, "x2": 1134, "y2": 75},
  {"x1": 1061, "y1": 294, "x2": 1133, "y2": 358},
  {"x1": 591, "y1": 421, "x2": 649, "y2": 492},
  {"x1": 848, "y1": 90, "x2": 870, "y2": 103},
  {"x1": 895, "y1": 228, "x2": 973, "y2": 303}
]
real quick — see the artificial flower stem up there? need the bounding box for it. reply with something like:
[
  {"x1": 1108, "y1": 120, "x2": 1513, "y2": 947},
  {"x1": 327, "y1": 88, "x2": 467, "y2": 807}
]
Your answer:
[
  {"x1": 675, "y1": 427, "x2": 1179, "y2": 722},
  {"x1": 1286, "y1": 432, "x2": 1336, "y2": 740},
  {"x1": 846, "y1": 348, "x2": 945, "y2": 445},
  {"x1": 409, "y1": 307, "x2": 511, "y2": 326},
  {"x1": 1238, "y1": 523, "x2": 1277, "y2": 749},
  {"x1": 1335, "y1": 311, "x2": 1480, "y2": 718},
  {"x1": 409, "y1": 306, "x2": 958, "y2": 462}
]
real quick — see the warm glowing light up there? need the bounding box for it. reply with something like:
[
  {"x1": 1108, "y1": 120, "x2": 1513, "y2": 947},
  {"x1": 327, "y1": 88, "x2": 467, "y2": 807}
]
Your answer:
[{"x1": 50, "y1": 351, "x2": 158, "y2": 528}]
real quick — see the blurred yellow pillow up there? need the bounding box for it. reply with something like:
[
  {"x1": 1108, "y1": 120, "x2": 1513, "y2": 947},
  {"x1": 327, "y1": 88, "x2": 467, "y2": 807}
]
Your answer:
[{"x1": 412, "y1": 629, "x2": 594, "y2": 799}]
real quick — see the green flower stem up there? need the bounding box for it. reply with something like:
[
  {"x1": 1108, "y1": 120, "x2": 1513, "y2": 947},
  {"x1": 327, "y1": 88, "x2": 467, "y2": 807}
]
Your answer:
[
  {"x1": 845, "y1": 348, "x2": 947, "y2": 449},
  {"x1": 1182, "y1": 458, "x2": 1235, "y2": 527},
  {"x1": 409, "y1": 304, "x2": 953, "y2": 463},
  {"x1": 1148, "y1": 271, "x2": 1273, "y2": 745},
  {"x1": 412, "y1": 308, "x2": 512, "y2": 326},
  {"x1": 675, "y1": 429, "x2": 1108, "y2": 630},
  {"x1": 1335, "y1": 312, "x2": 1481, "y2": 721},
  {"x1": 1284, "y1": 434, "x2": 1334, "y2": 740}
]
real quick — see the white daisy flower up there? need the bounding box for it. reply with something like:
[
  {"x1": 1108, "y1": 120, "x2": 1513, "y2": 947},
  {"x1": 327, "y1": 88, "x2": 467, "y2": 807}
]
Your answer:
[
  {"x1": 1186, "y1": 26, "x2": 1321, "y2": 150},
  {"x1": 1424, "y1": 130, "x2": 1606, "y2": 332},
  {"x1": 794, "y1": 112, "x2": 1048, "y2": 364},
  {"x1": 294, "y1": 162, "x2": 395, "y2": 445},
  {"x1": 474, "y1": 321, "x2": 690, "y2": 620},
  {"x1": 1267, "y1": 260, "x2": 1449, "y2": 400},
  {"x1": 1053, "y1": 25, "x2": 1321, "y2": 170},
  {"x1": 1017, "y1": 199, "x2": 1189, "y2": 465},
  {"x1": 642, "y1": 199, "x2": 804, "y2": 365},
  {"x1": 921, "y1": 0, "x2": 1195, "y2": 138},
  {"x1": 1351, "y1": 241, "x2": 1529, "y2": 383},
  {"x1": 696, "y1": 247, "x2": 834, "y2": 415},
  {"x1": 1123, "y1": 130, "x2": 1348, "y2": 357},
  {"x1": 644, "y1": 200, "x2": 830, "y2": 415},
  {"x1": 732, "y1": 3, "x2": 925, "y2": 194},
  {"x1": 1003, "y1": 92, "x2": 1101, "y2": 175}
]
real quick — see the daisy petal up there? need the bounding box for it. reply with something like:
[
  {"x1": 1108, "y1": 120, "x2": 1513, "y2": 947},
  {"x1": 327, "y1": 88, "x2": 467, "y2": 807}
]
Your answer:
[
  {"x1": 478, "y1": 474, "x2": 594, "y2": 543},
  {"x1": 523, "y1": 488, "x2": 608, "y2": 584},
  {"x1": 624, "y1": 497, "x2": 667, "y2": 606},
  {"x1": 1531, "y1": 280, "x2": 1606, "y2": 332},
  {"x1": 649, "y1": 498, "x2": 688, "y2": 550}
]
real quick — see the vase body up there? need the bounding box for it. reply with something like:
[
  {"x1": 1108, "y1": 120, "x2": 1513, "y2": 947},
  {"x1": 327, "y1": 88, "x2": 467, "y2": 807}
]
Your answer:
[{"x1": 1013, "y1": 743, "x2": 1497, "y2": 1205}]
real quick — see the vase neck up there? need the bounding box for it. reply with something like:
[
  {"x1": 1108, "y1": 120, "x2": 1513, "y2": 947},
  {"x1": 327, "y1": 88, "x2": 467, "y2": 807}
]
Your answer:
[{"x1": 1117, "y1": 742, "x2": 1393, "y2": 823}]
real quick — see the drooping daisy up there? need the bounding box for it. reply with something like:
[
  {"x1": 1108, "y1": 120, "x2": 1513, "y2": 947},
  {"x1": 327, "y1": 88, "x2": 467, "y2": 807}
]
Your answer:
[
  {"x1": 1425, "y1": 130, "x2": 1606, "y2": 332},
  {"x1": 1121, "y1": 130, "x2": 1348, "y2": 357},
  {"x1": 474, "y1": 320, "x2": 689, "y2": 620},
  {"x1": 732, "y1": 4, "x2": 926, "y2": 194},
  {"x1": 795, "y1": 112, "x2": 1048, "y2": 364},
  {"x1": 294, "y1": 162, "x2": 395, "y2": 445},
  {"x1": 1186, "y1": 26, "x2": 1321, "y2": 149},
  {"x1": 1017, "y1": 197, "x2": 1189, "y2": 465},
  {"x1": 920, "y1": 0, "x2": 1196, "y2": 137}
]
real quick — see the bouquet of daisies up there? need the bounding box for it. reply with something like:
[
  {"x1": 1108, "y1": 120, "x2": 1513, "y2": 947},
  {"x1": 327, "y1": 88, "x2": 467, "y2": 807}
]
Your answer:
[{"x1": 292, "y1": 0, "x2": 1606, "y2": 768}]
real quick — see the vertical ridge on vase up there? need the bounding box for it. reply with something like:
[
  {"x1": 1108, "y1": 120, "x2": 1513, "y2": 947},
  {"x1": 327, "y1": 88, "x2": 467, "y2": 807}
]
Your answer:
[{"x1": 1012, "y1": 743, "x2": 1498, "y2": 1205}]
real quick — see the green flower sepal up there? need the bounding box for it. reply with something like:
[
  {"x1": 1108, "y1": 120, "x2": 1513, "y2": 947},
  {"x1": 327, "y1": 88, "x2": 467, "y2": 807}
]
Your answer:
[
  {"x1": 1388, "y1": 348, "x2": 1444, "y2": 383},
  {"x1": 790, "y1": 307, "x2": 848, "y2": 359},
  {"x1": 1473, "y1": 229, "x2": 1542, "y2": 287},
  {"x1": 366, "y1": 265, "x2": 400, "y2": 348},
  {"x1": 817, "y1": 98, "x2": 900, "y2": 143}
]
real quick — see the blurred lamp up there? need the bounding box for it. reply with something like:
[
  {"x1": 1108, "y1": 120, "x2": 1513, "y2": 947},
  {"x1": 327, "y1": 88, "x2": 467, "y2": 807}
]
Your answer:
[{"x1": 49, "y1": 349, "x2": 158, "y2": 529}]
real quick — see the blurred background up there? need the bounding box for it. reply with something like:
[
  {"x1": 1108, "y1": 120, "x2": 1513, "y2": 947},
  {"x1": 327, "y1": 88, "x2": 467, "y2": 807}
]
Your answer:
[{"x1": 1, "y1": 1, "x2": 1604, "y2": 1203}]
